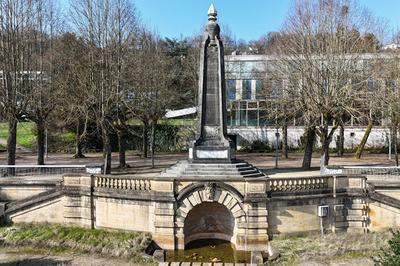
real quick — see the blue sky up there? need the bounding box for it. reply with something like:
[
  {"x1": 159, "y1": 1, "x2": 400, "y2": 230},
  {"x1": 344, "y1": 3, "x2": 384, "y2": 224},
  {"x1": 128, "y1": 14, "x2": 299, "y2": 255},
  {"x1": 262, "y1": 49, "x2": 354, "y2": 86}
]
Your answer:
[
  {"x1": 59, "y1": 1, "x2": 400, "y2": 41},
  {"x1": 134, "y1": 0, "x2": 400, "y2": 41}
]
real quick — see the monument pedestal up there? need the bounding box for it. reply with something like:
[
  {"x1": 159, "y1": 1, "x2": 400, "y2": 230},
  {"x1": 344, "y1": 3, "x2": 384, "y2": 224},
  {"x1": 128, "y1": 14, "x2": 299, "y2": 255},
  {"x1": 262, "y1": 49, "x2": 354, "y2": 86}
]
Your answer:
[{"x1": 189, "y1": 144, "x2": 235, "y2": 163}]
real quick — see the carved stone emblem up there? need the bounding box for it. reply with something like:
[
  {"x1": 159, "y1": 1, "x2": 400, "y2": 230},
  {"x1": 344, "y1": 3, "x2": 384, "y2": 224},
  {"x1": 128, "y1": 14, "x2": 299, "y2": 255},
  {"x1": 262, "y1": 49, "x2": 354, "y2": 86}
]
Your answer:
[{"x1": 204, "y1": 182, "x2": 216, "y2": 201}]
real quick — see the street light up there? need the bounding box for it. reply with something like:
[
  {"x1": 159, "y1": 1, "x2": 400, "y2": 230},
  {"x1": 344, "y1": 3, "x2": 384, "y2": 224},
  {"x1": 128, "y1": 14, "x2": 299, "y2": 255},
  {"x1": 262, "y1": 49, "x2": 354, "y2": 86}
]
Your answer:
[{"x1": 275, "y1": 129, "x2": 280, "y2": 169}]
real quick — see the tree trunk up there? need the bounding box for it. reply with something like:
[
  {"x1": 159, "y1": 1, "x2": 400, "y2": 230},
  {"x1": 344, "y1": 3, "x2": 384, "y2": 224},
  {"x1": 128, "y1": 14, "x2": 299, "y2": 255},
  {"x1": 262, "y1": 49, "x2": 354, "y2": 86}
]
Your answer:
[
  {"x1": 282, "y1": 120, "x2": 288, "y2": 159},
  {"x1": 355, "y1": 119, "x2": 373, "y2": 159},
  {"x1": 337, "y1": 124, "x2": 344, "y2": 157},
  {"x1": 321, "y1": 124, "x2": 330, "y2": 166},
  {"x1": 7, "y1": 118, "x2": 17, "y2": 176},
  {"x1": 150, "y1": 122, "x2": 156, "y2": 169},
  {"x1": 117, "y1": 129, "x2": 127, "y2": 168},
  {"x1": 102, "y1": 127, "x2": 112, "y2": 174},
  {"x1": 73, "y1": 121, "x2": 85, "y2": 158},
  {"x1": 394, "y1": 126, "x2": 398, "y2": 166},
  {"x1": 7, "y1": 119, "x2": 17, "y2": 165},
  {"x1": 36, "y1": 120, "x2": 46, "y2": 165},
  {"x1": 302, "y1": 126, "x2": 316, "y2": 170},
  {"x1": 142, "y1": 121, "x2": 148, "y2": 158}
]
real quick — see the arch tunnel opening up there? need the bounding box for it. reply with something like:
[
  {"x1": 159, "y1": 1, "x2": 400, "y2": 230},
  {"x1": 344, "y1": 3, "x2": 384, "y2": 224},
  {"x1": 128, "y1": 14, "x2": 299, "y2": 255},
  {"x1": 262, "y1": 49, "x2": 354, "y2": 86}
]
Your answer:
[
  {"x1": 184, "y1": 202, "x2": 234, "y2": 248},
  {"x1": 165, "y1": 201, "x2": 251, "y2": 263}
]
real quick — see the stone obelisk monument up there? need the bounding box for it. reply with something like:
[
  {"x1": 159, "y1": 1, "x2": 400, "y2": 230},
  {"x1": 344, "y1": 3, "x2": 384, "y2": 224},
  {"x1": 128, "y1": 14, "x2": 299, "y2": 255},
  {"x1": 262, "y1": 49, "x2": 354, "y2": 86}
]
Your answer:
[
  {"x1": 189, "y1": 4, "x2": 235, "y2": 163},
  {"x1": 161, "y1": 5, "x2": 265, "y2": 179}
]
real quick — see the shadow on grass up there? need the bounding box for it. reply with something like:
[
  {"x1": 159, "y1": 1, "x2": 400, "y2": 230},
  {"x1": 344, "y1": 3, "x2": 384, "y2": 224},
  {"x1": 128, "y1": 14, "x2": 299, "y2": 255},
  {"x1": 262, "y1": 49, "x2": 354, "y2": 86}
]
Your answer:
[{"x1": 0, "y1": 257, "x2": 72, "y2": 266}]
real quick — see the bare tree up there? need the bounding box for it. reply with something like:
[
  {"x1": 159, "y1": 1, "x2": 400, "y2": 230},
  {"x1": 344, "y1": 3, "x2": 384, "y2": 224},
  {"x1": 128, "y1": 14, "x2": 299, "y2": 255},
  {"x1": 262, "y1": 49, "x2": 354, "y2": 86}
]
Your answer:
[
  {"x1": 375, "y1": 44, "x2": 400, "y2": 165},
  {"x1": 126, "y1": 29, "x2": 175, "y2": 168},
  {"x1": 54, "y1": 33, "x2": 92, "y2": 159},
  {"x1": 70, "y1": 0, "x2": 137, "y2": 173},
  {"x1": 25, "y1": 0, "x2": 61, "y2": 165},
  {"x1": 0, "y1": 0, "x2": 55, "y2": 168},
  {"x1": 275, "y1": 0, "x2": 381, "y2": 168}
]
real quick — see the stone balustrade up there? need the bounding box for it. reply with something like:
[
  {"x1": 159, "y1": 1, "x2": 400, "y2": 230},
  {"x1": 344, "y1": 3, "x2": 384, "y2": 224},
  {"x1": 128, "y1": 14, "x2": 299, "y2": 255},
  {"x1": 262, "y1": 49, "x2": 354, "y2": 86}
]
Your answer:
[
  {"x1": 63, "y1": 174, "x2": 366, "y2": 194},
  {"x1": 267, "y1": 176, "x2": 330, "y2": 192},
  {"x1": 94, "y1": 176, "x2": 151, "y2": 191}
]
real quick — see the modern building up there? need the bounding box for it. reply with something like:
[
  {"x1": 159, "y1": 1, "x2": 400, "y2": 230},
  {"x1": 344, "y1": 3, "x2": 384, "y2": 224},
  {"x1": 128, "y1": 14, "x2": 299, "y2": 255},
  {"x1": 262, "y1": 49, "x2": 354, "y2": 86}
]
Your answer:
[{"x1": 223, "y1": 53, "x2": 398, "y2": 149}]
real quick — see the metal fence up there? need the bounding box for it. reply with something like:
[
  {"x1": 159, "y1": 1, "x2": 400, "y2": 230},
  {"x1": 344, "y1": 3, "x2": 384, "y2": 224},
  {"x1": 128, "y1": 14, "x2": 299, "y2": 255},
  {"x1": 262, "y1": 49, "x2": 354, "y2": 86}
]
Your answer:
[
  {"x1": 0, "y1": 165, "x2": 89, "y2": 177},
  {"x1": 322, "y1": 165, "x2": 400, "y2": 179}
]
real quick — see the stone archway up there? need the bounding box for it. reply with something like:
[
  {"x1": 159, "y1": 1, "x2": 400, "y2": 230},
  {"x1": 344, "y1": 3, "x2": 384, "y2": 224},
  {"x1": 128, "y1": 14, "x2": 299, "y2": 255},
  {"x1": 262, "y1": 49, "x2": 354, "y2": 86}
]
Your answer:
[{"x1": 175, "y1": 182, "x2": 246, "y2": 249}]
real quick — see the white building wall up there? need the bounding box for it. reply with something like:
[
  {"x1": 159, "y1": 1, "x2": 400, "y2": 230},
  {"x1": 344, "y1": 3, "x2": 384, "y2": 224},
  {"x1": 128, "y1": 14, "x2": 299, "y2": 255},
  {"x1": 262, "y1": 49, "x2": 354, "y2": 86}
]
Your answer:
[{"x1": 228, "y1": 127, "x2": 392, "y2": 149}]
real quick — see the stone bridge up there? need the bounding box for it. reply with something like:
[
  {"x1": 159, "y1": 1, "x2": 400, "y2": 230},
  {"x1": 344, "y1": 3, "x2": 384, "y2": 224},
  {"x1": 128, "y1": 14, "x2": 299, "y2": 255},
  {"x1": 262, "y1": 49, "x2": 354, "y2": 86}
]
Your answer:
[{"x1": 2, "y1": 173, "x2": 400, "y2": 252}]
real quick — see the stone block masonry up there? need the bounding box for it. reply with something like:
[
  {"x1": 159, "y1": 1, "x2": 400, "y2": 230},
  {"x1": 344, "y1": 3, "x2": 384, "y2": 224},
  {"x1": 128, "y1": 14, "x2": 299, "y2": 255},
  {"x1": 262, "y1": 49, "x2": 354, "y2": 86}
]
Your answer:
[{"x1": 4, "y1": 173, "x2": 398, "y2": 252}]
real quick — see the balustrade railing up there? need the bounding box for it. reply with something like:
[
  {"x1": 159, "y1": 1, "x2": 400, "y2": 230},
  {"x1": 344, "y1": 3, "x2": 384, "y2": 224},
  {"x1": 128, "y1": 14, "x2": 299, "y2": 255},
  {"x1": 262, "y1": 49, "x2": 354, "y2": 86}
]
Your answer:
[
  {"x1": 90, "y1": 174, "x2": 363, "y2": 194},
  {"x1": 267, "y1": 176, "x2": 330, "y2": 192},
  {"x1": 94, "y1": 176, "x2": 151, "y2": 191}
]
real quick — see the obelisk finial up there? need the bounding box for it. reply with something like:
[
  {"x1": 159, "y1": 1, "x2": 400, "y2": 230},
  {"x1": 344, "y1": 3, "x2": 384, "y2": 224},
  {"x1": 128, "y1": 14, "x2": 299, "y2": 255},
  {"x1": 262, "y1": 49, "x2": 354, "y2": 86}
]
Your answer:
[{"x1": 208, "y1": 4, "x2": 217, "y2": 21}]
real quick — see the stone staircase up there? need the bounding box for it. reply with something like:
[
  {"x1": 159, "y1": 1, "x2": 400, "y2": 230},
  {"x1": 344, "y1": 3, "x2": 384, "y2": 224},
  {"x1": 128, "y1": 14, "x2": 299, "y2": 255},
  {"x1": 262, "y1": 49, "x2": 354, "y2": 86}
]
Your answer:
[
  {"x1": 160, "y1": 160, "x2": 266, "y2": 179},
  {"x1": 368, "y1": 190, "x2": 400, "y2": 210}
]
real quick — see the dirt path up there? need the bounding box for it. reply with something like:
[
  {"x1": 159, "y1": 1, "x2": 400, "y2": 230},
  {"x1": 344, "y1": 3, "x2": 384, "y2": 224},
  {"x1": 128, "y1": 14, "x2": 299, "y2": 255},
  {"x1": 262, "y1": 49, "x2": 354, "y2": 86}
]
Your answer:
[{"x1": 295, "y1": 258, "x2": 374, "y2": 266}]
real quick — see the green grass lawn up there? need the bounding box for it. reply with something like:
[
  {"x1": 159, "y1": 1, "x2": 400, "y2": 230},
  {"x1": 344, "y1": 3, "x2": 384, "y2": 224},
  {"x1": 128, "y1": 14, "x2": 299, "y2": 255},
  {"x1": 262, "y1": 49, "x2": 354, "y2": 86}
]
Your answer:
[
  {"x1": 0, "y1": 122, "x2": 36, "y2": 149},
  {"x1": 0, "y1": 223, "x2": 153, "y2": 263},
  {"x1": 270, "y1": 231, "x2": 390, "y2": 265}
]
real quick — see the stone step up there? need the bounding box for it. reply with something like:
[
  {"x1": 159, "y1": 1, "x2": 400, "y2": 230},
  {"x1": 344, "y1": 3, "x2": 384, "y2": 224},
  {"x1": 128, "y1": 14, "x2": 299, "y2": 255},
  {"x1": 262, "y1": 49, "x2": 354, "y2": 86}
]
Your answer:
[
  {"x1": 181, "y1": 174, "x2": 244, "y2": 178},
  {"x1": 164, "y1": 167, "x2": 264, "y2": 177},
  {"x1": 159, "y1": 161, "x2": 266, "y2": 178},
  {"x1": 183, "y1": 166, "x2": 257, "y2": 172},
  {"x1": 187, "y1": 163, "x2": 251, "y2": 169},
  {"x1": 243, "y1": 173, "x2": 265, "y2": 178},
  {"x1": 183, "y1": 167, "x2": 256, "y2": 172},
  {"x1": 183, "y1": 169, "x2": 260, "y2": 175}
]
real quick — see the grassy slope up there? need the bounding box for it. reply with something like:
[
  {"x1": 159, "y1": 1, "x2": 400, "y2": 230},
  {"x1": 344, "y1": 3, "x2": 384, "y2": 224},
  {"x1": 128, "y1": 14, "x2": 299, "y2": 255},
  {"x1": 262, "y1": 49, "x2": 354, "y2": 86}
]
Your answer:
[
  {"x1": 0, "y1": 223, "x2": 153, "y2": 263},
  {"x1": 0, "y1": 122, "x2": 35, "y2": 149},
  {"x1": 271, "y1": 231, "x2": 390, "y2": 265},
  {"x1": 0, "y1": 223, "x2": 392, "y2": 265},
  {"x1": 0, "y1": 119, "x2": 194, "y2": 150}
]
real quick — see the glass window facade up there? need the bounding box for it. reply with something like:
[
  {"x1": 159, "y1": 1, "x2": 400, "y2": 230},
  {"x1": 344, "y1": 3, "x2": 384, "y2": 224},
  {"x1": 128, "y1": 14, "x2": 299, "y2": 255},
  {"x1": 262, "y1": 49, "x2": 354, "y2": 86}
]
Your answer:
[
  {"x1": 227, "y1": 79, "x2": 236, "y2": 100},
  {"x1": 255, "y1": 80, "x2": 263, "y2": 99},
  {"x1": 224, "y1": 55, "x2": 397, "y2": 128},
  {"x1": 226, "y1": 79, "x2": 269, "y2": 127},
  {"x1": 242, "y1": 80, "x2": 252, "y2": 100}
]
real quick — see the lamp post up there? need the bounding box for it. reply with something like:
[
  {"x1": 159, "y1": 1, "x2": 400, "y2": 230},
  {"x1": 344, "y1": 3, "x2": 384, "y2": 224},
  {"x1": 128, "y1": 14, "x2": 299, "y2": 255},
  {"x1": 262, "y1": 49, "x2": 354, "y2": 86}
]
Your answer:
[
  {"x1": 389, "y1": 129, "x2": 392, "y2": 160},
  {"x1": 275, "y1": 128, "x2": 280, "y2": 169}
]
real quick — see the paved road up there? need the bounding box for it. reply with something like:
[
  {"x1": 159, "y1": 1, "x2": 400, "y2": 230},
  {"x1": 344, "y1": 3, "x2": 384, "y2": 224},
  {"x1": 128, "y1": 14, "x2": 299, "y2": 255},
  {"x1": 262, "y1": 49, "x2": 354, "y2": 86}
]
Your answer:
[{"x1": 0, "y1": 151, "x2": 398, "y2": 179}]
